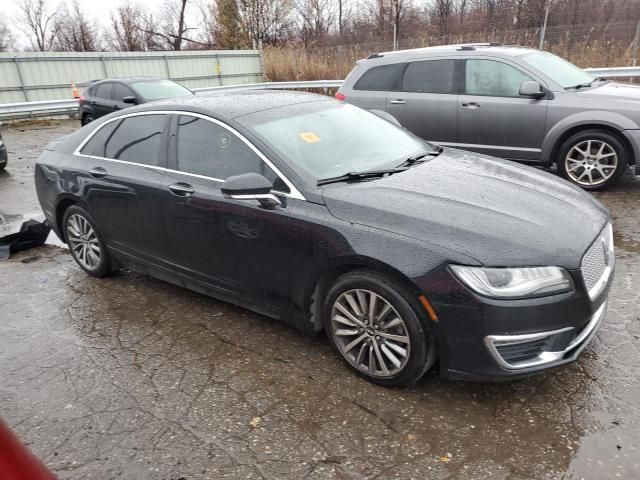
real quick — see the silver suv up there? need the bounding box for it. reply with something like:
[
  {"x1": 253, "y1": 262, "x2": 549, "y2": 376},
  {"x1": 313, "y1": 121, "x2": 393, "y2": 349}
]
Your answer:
[{"x1": 337, "y1": 43, "x2": 640, "y2": 189}]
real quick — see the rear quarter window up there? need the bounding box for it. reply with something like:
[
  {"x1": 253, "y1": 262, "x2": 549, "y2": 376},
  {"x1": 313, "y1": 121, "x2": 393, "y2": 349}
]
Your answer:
[{"x1": 353, "y1": 63, "x2": 404, "y2": 91}]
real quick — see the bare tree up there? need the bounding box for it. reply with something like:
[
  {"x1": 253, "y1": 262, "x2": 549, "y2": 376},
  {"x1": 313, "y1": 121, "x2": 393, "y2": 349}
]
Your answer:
[
  {"x1": 433, "y1": 0, "x2": 453, "y2": 37},
  {"x1": 0, "y1": 21, "x2": 15, "y2": 51},
  {"x1": 18, "y1": 0, "x2": 60, "y2": 51},
  {"x1": 294, "y1": 0, "x2": 334, "y2": 47},
  {"x1": 195, "y1": 0, "x2": 216, "y2": 47},
  {"x1": 106, "y1": 3, "x2": 160, "y2": 51},
  {"x1": 239, "y1": 0, "x2": 293, "y2": 47},
  {"x1": 53, "y1": 0, "x2": 100, "y2": 51}
]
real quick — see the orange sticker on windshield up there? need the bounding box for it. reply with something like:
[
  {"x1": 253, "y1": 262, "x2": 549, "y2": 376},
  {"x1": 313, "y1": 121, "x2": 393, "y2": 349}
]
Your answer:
[{"x1": 299, "y1": 132, "x2": 321, "y2": 143}]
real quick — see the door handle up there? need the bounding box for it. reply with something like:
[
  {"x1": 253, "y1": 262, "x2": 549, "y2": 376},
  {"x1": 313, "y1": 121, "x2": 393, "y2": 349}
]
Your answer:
[
  {"x1": 89, "y1": 167, "x2": 107, "y2": 178},
  {"x1": 389, "y1": 99, "x2": 406, "y2": 105},
  {"x1": 168, "y1": 182, "x2": 195, "y2": 197},
  {"x1": 461, "y1": 102, "x2": 480, "y2": 110}
]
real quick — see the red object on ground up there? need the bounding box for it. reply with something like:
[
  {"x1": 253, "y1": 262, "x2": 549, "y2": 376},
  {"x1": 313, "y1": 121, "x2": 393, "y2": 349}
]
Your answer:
[{"x1": 0, "y1": 419, "x2": 56, "y2": 480}]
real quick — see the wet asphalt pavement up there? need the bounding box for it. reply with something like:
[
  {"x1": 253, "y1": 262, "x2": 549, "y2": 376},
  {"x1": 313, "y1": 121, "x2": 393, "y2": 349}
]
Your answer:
[{"x1": 0, "y1": 120, "x2": 639, "y2": 480}]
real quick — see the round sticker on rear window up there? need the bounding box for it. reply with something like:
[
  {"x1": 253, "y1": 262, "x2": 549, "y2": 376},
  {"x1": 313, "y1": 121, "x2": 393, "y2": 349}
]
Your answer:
[{"x1": 218, "y1": 133, "x2": 231, "y2": 149}]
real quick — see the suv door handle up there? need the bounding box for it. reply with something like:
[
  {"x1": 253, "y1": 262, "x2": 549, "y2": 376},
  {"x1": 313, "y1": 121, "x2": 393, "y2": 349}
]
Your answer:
[
  {"x1": 89, "y1": 167, "x2": 107, "y2": 178},
  {"x1": 168, "y1": 182, "x2": 195, "y2": 197},
  {"x1": 389, "y1": 99, "x2": 406, "y2": 105},
  {"x1": 461, "y1": 102, "x2": 480, "y2": 110}
]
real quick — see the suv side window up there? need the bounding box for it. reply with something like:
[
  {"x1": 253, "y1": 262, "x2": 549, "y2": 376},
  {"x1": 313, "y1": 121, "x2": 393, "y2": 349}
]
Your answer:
[
  {"x1": 176, "y1": 115, "x2": 288, "y2": 192},
  {"x1": 465, "y1": 59, "x2": 533, "y2": 97},
  {"x1": 113, "y1": 83, "x2": 134, "y2": 102},
  {"x1": 353, "y1": 63, "x2": 404, "y2": 91},
  {"x1": 94, "y1": 82, "x2": 112, "y2": 99},
  {"x1": 401, "y1": 59, "x2": 456, "y2": 94},
  {"x1": 81, "y1": 115, "x2": 167, "y2": 165}
]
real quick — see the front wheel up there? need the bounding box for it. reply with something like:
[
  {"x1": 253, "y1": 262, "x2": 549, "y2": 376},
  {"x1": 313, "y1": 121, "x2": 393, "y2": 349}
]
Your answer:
[
  {"x1": 81, "y1": 114, "x2": 94, "y2": 126},
  {"x1": 557, "y1": 130, "x2": 627, "y2": 190},
  {"x1": 323, "y1": 270, "x2": 437, "y2": 387},
  {"x1": 63, "y1": 206, "x2": 114, "y2": 277}
]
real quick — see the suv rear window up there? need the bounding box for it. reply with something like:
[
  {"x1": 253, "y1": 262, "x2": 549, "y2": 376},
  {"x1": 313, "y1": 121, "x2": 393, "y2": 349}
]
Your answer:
[
  {"x1": 401, "y1": 59, "x2": 456, "y2": 94},
  {"x1": 353, "y1": 63, "x2": 404, "y2": 91}
]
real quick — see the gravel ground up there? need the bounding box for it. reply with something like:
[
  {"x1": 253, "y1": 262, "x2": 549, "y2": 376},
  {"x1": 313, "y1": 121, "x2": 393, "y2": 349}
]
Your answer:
[{"x1": 0, "y1": 120, "x2": 639, "y2": 480}]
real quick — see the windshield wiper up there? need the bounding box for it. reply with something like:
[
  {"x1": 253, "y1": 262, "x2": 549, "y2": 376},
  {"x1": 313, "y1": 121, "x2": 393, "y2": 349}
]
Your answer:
[
  {"x1": 317, "y1": 167, "x2": 408, "y2": 186},
  {"x1": 397, "y1": 147, "x2": 443, "y2": 168},
  {"x1": 567, "y1": 77, "x2": 608, "y2": 90}
]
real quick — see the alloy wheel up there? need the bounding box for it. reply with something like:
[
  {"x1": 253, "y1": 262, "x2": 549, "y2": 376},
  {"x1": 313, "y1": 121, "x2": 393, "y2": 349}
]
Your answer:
[
  {"x1": 66, "y1": 213, "x2": 102, "y2": 271},
  {"x1": 330, "y1": 289, "x2": 410, "y2": 377},
  {"x1": 565, "y1": 140, "x2": 618, "y2": 187}
]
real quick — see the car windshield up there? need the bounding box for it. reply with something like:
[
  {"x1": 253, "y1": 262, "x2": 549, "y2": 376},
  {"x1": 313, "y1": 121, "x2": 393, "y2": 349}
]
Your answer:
[
  {"x1": 521, "y1": 51, "x2": 595, "y2": 89},
  {"x1": 131, "y1": 80, "x2": 193, "y2": 101},
  {"x1": 239, "y1": 101, "x2": 430, "y2": 183}
]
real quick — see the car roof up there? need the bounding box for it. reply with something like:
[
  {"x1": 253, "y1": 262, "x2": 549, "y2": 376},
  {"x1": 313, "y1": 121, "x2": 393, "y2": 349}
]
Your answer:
[
  {"x1": 129, "y1": 90, "x2": 331, "y2": 120},
  {"x1": 362, "y1": 43, "x2": 539, "y2": 61},
  {"x1": 90, "y1": 76, "x2": 164, "y2": 86}
]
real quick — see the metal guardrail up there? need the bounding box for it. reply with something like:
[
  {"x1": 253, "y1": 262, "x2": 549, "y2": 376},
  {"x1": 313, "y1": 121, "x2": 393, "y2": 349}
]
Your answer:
[{"x1": 0, "y1": 68, "x2": 638, "y2": 120}]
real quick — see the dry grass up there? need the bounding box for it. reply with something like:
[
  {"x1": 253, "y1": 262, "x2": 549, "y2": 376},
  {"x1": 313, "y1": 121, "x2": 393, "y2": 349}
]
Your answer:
[{"x1": 265, "y1": 36, "x2": 638, "y2": 82}]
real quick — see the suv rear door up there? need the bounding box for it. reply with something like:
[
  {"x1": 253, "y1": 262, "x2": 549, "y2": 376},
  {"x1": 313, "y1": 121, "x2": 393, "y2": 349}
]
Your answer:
[
  {"x1": 457, "y1": 58, "x2": 548, "y2": 161},
  {"x1": 385, "y1": 58, "x2": 459, "y2": 145}
]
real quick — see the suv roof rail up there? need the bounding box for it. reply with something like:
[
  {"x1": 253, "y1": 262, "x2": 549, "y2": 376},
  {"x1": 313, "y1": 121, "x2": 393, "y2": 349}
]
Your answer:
[{"x1": 366, "y1": 53, "x2": 383, "y2": 59}]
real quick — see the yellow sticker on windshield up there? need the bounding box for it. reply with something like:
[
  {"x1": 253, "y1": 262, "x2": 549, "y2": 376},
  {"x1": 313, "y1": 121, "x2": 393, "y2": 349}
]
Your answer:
[{"x1": 299, "y1": 132, "x2": 321, "y2": 143}]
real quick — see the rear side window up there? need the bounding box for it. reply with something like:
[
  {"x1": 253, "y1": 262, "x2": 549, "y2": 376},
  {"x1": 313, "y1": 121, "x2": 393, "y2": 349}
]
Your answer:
[
  {"x1": 175, "y1": 115, "x2": 287, "y2": 191},
  {"x1": 465, "y1": 59, "x2": 533, "y2": 97},
  {"x1": 401, "y1": 60, "x2": 456, "y2": 94},
  {"x1": 353, "y1": 63, "x2": 404, "y2": 91},
  {"x1": 94, "y1": 83, "x2": 112, "y2": 99},
  {"x1": 81, "y1": 115, "x2": 167, "y2": 166}
]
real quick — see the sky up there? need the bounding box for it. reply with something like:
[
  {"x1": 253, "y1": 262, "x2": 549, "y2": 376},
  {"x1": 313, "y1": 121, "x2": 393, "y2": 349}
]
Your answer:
[{"x1": 0, "y1": 0, "x2": 203, "y2": 49}]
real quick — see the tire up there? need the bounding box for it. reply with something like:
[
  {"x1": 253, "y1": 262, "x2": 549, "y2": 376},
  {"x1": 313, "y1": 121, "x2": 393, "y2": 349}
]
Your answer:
[
  {"x1": 62, "y1": 206, "x2": 114, "y2": 278},
  {"x1": 81, "y1": 114, "x2": 94, "y2": 126},
  {"x1": 323, "y1": 269, "x2": 437, "y2": 387},
  {"x1": 557, "y1": 129, "x2": 628, "y2": 190}
]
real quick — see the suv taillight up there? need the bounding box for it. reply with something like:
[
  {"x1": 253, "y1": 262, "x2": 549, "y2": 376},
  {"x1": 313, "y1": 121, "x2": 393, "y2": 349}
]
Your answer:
[
  {"x1": 335, "y1": 92, "x2": 346, "y2": 101},
  {"x1": 78, "y1": 95, "x2": 85, "y2": 103}
]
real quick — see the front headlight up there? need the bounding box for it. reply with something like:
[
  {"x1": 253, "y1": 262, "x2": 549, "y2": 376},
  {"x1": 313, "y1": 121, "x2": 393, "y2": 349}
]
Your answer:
[{"x1": 450, "y1": 265, "x2": 574, "y2": 299}]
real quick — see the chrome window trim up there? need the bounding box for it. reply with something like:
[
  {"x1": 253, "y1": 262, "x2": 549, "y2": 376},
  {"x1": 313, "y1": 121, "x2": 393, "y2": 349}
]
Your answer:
[{"x1": 73, "y1": 110, "x2": 306, "y2": 201}]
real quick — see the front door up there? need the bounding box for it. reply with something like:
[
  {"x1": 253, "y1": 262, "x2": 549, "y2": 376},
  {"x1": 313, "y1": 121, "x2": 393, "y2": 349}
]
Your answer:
[
  {"x1": 162, "y1": 114, "x2": 295, "y2": 306},
  {"x1": 385, "y1": 59, "x2": 459, "y2": 145},
  {"x1": 456, "y1": 58, "x2": 549, "y2": 161},
  {"x1": 77, "y1": 113, "x2": 171, "y2": 269}
]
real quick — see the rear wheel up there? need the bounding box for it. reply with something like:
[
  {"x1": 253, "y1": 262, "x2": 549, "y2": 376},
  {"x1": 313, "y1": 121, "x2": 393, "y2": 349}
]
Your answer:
[
  {"x1": 323, "y1": 270, "x2": 437, "y2": 387},
  {"x1": 81, "y1": 114, "x2": 94, "y2": 126},
  {"x1": 63, "y1": 206, "x2": 113, "y2": 277},
  {"x1": 557, "y1": 130, "x2": 627, "y2": 190}
]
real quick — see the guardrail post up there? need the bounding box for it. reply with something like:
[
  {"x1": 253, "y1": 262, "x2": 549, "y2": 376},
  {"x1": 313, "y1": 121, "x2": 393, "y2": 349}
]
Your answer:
[
  {"x1": 13, "y1": 57, "x2": 29, "y2": 102},
  {"x1": 163, "y1": 55, "x2": 171, "y2": 79}
]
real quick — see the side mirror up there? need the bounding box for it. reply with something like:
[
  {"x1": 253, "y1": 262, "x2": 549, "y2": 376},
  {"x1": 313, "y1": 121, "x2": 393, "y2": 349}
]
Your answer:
[
  {"x1": 519, "y1": 81, "x2": 545, "y2": 98},
  {"x1": 221, "y1": 172, "x2": 281, "y2": 208},
  {"x1": 122, "y1": 96, "x2": 138, "y2": 104}
]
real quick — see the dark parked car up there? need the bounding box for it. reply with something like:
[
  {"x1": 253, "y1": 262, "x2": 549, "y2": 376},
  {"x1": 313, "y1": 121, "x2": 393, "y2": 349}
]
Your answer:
[
  {"x1": 0, "y1": 127, "x2": 7, "y2": 170},
  {"x1": 35, "y1": 91, "x2": 614, "y2": 386},
  {"x1": 79, "y1": 76, "x2": 193, "y2": 125},
  {"x1": 337, "y1": 43, "x2": 640, "y2": 190}
]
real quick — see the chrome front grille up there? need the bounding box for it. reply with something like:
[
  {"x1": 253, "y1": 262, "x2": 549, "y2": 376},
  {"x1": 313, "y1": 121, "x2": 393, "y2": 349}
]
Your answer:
[{"x1": 581, "y1": 223, "x2": 614, "y2": 300}]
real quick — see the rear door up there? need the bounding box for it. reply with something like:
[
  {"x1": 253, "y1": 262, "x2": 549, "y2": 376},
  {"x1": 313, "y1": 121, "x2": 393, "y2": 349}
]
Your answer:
[
  {"x1": 77, "y1": 113, "x2": 171, "y2": 269},
  {"x1": 385, "y1": 59, "x2": 459, "y2": 145},
  {"x1": 91, "y1": 82, "x2": 116, "y2": 118},
  {"x1": 457, "y1": 58, "x2": 549, "y2": 161},
  {"x1": 161, "y1": 114, "x2": 295, "y2": 306},
  {"x1": 346, "y1": 63, "x2": 405, "y2": 111}
]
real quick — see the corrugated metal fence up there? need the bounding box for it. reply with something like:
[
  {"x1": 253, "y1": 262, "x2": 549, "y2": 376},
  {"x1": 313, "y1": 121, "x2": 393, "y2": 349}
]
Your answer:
[{"x1": 0, "y1": 50, "x2": 263, "y2": 104}]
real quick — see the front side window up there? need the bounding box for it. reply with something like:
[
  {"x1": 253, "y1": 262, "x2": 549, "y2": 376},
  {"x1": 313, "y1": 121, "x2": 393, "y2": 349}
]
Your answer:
[
  {"x1": 353, "y1": 63, "x2": 404, "y2": 91},
  {"x1": 175, "y1": 115, "x2": 286, "y2": 191},
  {"x1": 521, "y1": 51, "x2": 594, "y2": 89},
  {"x1": 113, "y1": 83, "x2": 134, "y2": 102},
  {"x1": 401, "y1": 59, "x2": 456, "y2": 94},
  {"x1": 239, "y1": 101, "x2": 430, "y2": 183},
  {"x1": 465, "y1": 60, "x2": 533, "y2": 97},
  {"x1": 81, "y1": 115, "x2": 167, "y2": 166}
]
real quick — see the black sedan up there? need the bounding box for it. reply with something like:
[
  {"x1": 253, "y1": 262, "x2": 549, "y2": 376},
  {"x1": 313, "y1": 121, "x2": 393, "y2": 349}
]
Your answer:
[
  {"x1": 79, "y1": 76, "x2": 193, "y2": 126},
  {"x1": 34, "y1": 91, "x2": 614, "y2": 386}
]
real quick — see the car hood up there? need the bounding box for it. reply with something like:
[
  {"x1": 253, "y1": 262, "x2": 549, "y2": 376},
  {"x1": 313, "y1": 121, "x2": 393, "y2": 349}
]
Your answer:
[
  {"x1": 576, "y1": 82, "x2": 640, "y2": 103},
  {"x1": 322, "y1": 149, "x2": 609, "y2": 268}
]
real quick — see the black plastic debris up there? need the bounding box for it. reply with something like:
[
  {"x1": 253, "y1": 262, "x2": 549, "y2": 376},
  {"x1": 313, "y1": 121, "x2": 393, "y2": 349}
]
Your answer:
[{"x1": 0, "y1": 219, "x2": 51, "y2": 259}]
